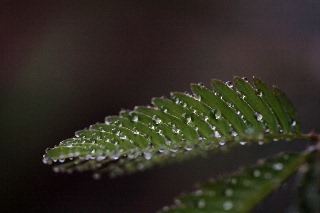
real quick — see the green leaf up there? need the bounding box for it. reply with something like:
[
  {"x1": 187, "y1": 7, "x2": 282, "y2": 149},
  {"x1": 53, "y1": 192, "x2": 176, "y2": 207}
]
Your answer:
[
  {"x1": 159, "y1": 152, "x2": 311, "y2": 213},
  {"x1": 43, "y1": 77, "x2": 308, "y2": 177},
  {"x1": 298, "y1": 148, "x2": 320, "y2": 213}
]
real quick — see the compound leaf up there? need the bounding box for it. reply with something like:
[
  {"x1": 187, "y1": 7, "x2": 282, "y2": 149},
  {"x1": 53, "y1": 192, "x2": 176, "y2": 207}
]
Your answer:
[
  {"x1": 159, "y1": 151, "x2": 313, "y2": 213},
  {"x1": 43, "y1": 77, "x2": 309, "y2": 177}
]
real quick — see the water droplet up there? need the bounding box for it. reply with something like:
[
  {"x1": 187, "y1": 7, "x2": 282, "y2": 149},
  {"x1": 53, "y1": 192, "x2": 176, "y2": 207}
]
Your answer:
[
  {"x1": 257, "y1": 90, "x2": 263, "y2": 97},
  {"x1": 184, "y1": 146, "x2": 193, "y2": 151},
  {"x1": 170, "y1": 147, "x2": 178, "y2": 153},
  {"x1": 165, "y1": 139, "x2": 171, "y2": 145},
  {"x1": 184, "y1": 91, "x2": 191, "y2": 96},
  {"x1": 175, "y1": 98, "x2": 180, "y2": 104},
  {"x1": 225, "y1": 81, "x2": 233, "y2": 88},
  {"x1": 131, "y1": 114, "x2": 138, "y2": 123},
  {"x1": 186, "y1": 116, "x2": 192, "y2": 124},
  {"x1": 215, "y1": 131, "x2": 221, "y2": 138},
  {"x1": 272, "y1": 162, "x2": 283, "y2": 171},
  {"x1": 195, "y1": 190, "x2": 204, "y2": 196},
  {"x1": 172, "y1": 128, "x2": 181, "y2": 134},
  {"x1": 162, "y1": 206, "x2": 170, "y2": 212},
  {"x1": 239, "y1": 141, "x2": 247, "y2": 145},
  {"x1": 219, "y1": 141, "x2": 226, "y2": 146},
  {"x1": 112, "y1": 154, "x2": 120, "y2": 160},
  {"x1": 223, "y1": 201, "x2": 233, "y2": 210},
  {"x1": 291, "y1": 120, "x2": 296, "y2": 127},
  {"x1": 96, "y1": 156, "x2": 106, "y2": 161},
  {"x1": 197, "y1": 199, "x2": 206, "y2": 208},
  {"x1": 214, "y1": 110, "x2": 222, "y2": 120},
  {"x1": 120, "y1": 135, "x2": 127, "y2": 140},
  {"x1": 242, "y1": 77, "x2": 248, "y2": 82},
  {"x1": 194, "y1": 94, "x2": 201, "y2": 101},
  {"x1": 255, "y1": 112, "x2": 263, "y2": 122},
  {"x1": 174, "y1": 199, "x2": 182, "y2": 206},
  {"x1": 198, "y1": 82, "x2": 204, "y2": 86},
  {"x1": 42, "y1": 157, "x2": 52, "y2": 165},
  {"x1": 153, "y1": 115, "x2": 162, "y2": 124},
  {"x1": 231, "y1": 131, "x2": 238, "y2": 136},
  {"x1": 148, "y1": 124, "x2": 155, "y2": 130},
  {"x1": 53, "y1": 167, "x2": 60, "y2": 173},
  {"x1": 225, "y1": 188, "x2": 233, "y2": 197},
  {"x1": 231, "y1": 178, "x2": 237, "y2": 184},
  {"x1": 204, "y1": 116, "x2": 209, "y2": 122},
  {"x1": 58, "y1": 158, "x2": 65, "y2": 163},
  {"x1": 144, "y1": 152, "x2": 152, "y2": 160},
  {"x1": 93, "y1": 173, "x2": 101, "y2": 180},
  {"x1": 253, "y1": 169, "x2": 261, "y2": 177}
]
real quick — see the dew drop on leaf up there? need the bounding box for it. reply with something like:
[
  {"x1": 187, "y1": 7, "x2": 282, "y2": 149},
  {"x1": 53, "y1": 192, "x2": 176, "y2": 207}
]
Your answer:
[
  {"x1": 197, "y1": 199, "x2": 206, "y2": 208},
  {"x1": 239, "y1": 141, "x2": 247, "y2": 146},
  {"x1": 255, "y1": 112, "x2": 263, "y2": 122},
  {"x1": 174, "y1": 198, "x2": 182, "y2": 206},
  {"x1": 253, "y1": 169, "x2": 261, "y2": 177},
  {"x1": 132, "y1": 115, "x2": 139, "y2": 122},
  {"x1": 153, "y1": 115, "x2": 162, "y2": 124},
  {"x1": 231, "y1": 178, "x2": 237, "y2": 184},
  {"x1": 194, "y1": 94, "x2": 201, "y2": 101},
  {"x1": 257, "y1": 90, "x2": 263, "y2": 97},
  {"x1": 186, "y1": 116, "x2": 192, "y2": 124},
  {"x1": 175, "y1": 98, "x2": 180, "y2": 104},
  {"x1": 242, "y1": 77, "x2": 248, "y2": 82},
  {"x1": 272, "y1": 162, "x2": 283, "y2": 171},
  {"x1": 219, "y1": 141, "x2": 226, "y2": 146},
  {"x1": 144, "y1": 152, "x2": 152, "y2": 160},
  {"x1": 184, "y1": 146, "x2": 193, "y2": 151},
  {"x1": 225, "y1": 188, "x2": 234, "y2": 197},
  {"x1": 225, "y1": 81, "x2": 233, "y2": 88},
  {"x1": 195, "y1": 189, "x2": 204, "y2": 196},
  {"x1": 214, "y1": 131, "x2": 221, "y2": 138},
  {"x1": 53, "y1": 167, "x2": 60, "y2": 173},
  {"x1": 214, "y1": 110, "x2": 222, "y2": 120},
  {"x1": 96, "y1": 156, "x2": 106, "y2": 161},
  {"x1": 291, "y1": 120, "x2": 296, "y2": 127},
  {"x1": 93, "y1": 173, "x2": 101, "y2": 180},
  {"x1": 223, "y1": 201, "x2": 233, "y2": 210}
]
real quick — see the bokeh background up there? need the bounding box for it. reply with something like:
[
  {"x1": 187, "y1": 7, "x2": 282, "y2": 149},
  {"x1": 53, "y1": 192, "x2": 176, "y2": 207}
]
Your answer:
[{"x1": 1, "y1": 1, "x2": 320, "y2": 212}]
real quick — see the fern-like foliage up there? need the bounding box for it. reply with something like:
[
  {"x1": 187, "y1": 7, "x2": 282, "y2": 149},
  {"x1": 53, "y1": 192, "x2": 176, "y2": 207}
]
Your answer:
[
  {"x1": 43, "y1": 76, "x2": 320, "y2": 212},
  {"x1": 43, "y1": 76, "x2": 309, "y2": 178},
  {"x1": 159, "y1": 151, "x2": 314, "y2": 213}
]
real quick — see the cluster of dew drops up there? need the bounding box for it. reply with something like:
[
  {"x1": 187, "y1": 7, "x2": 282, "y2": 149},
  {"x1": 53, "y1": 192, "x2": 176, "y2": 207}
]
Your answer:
[
  {"x1": 43, "y1": 76, "x2": 298, "y2": 179},
  {"x1": 160, "y1": 153, "x2": 291, "y2": 212}
]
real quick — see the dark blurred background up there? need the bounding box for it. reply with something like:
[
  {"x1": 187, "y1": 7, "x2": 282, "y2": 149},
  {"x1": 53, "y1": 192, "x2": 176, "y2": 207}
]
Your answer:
[{"x1": 1, "y1": 1, "x2": 320, "y2": 212}]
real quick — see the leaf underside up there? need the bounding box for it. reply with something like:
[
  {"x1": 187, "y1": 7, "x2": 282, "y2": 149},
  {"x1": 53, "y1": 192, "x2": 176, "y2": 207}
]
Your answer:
[
  {"x1": 159, "y1": 152, "x2": 311, "y2": 213},
  {"x1": 43, "y1": 76, "x2": 304, "y2": 177}
]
